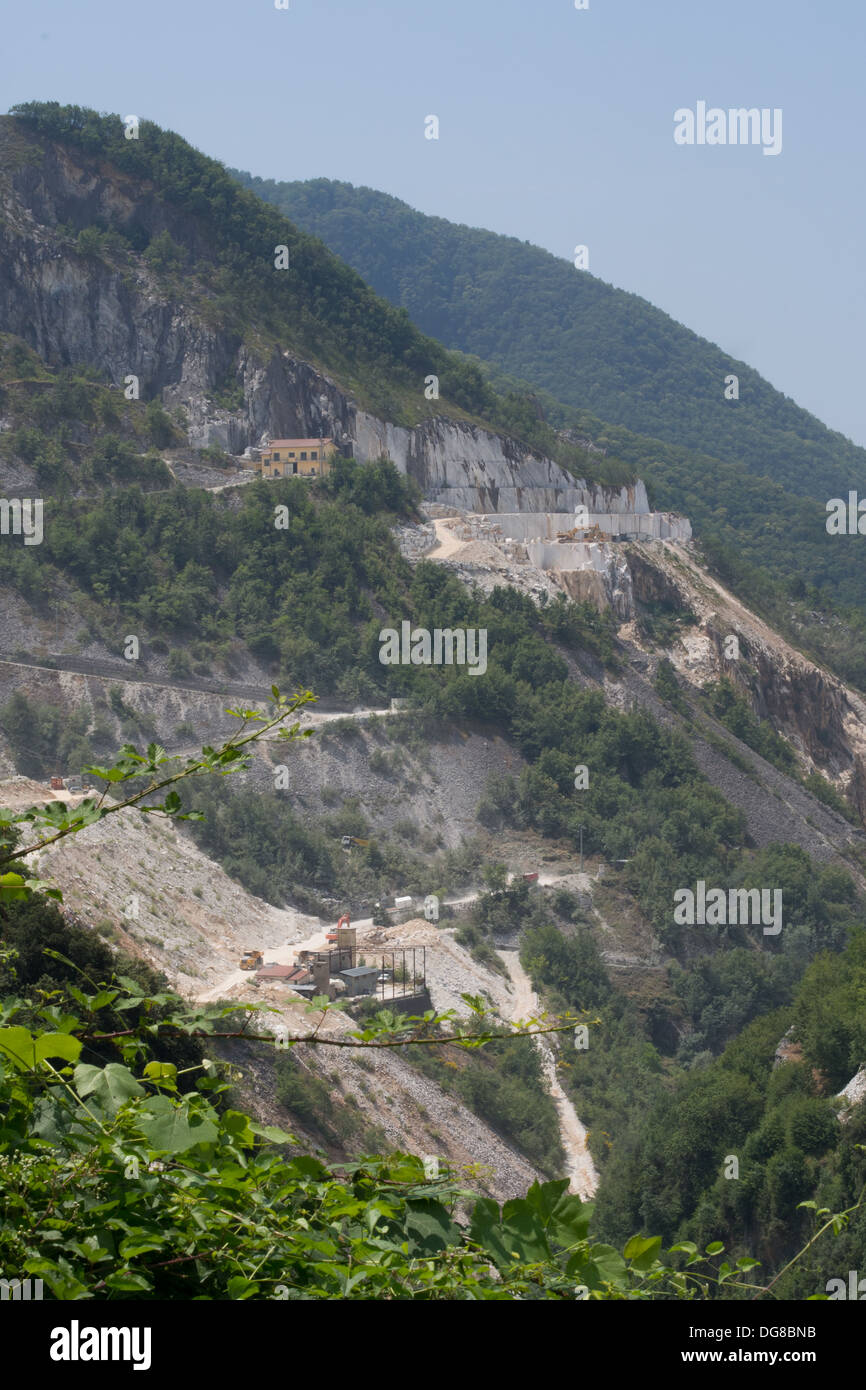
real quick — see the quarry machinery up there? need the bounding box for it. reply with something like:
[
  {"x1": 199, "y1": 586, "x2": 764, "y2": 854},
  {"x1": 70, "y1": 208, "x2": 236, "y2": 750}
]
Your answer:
[{"x1": 326, "y1": 912, "x2": 351, "y2": 944}]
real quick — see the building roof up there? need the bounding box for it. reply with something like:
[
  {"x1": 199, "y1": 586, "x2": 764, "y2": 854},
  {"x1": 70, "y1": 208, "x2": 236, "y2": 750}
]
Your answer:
[
  {"x1": 263, "y1": 438, "x2": 333, "y2": 450},
  {"x1": 340, "y1": 966, "x2": 379, "y2": 978},
  {"x1": 256, "y1": 965, "x2": 298, "y2": 979}
]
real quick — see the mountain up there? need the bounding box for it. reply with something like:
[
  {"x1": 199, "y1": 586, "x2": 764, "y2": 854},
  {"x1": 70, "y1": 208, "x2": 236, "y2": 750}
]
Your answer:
[
  {"x1": 231, "y1": 173, "x2": 866, "y2": 507},
  {"x1": 2, "y1": 101, "x2": 866, "y2": 1298},
  {"x1": 0, "y1": 103, "x2": 636, "y2": 495},
  {"x1": 229, "y1": 170, "x2": 866, "y2": 692}
]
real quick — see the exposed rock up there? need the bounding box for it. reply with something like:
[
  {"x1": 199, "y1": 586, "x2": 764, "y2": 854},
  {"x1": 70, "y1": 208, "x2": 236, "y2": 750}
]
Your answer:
[
  {"x1": 773, "y1": 1026, "x2": 803, "y2": 1069},
  {"x1": 837, "y1": 1065, "x2": 866, "y2": 1119}
]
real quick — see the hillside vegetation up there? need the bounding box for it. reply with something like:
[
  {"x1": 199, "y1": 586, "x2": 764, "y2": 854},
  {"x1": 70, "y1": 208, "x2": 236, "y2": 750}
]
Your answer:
[
  {"x1": 0, "y1": 335, "x2": 174, "y2": 495},
  {"x1": 1, "y1": 104, "x2": 865, "y2": 1306},
  {"x1": 3, "y1": 104, "x2": 632, "y2": 490},
  {"x1": 233, "y1": 173, "x2": 866, "y2": 692},
  {"x1": 236, "y1": 174, "x2": 866, "y2": 505}
]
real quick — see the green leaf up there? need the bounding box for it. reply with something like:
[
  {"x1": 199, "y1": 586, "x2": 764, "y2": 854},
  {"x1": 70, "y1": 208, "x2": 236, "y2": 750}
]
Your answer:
[
  {"x1": 104, "y1": 1270, "x2": 153, "y2": 1293},
  {"x1": 0, "y1": 1027, "x2": 81, "y2": 1069},
  {"x1": 705, "y1": 1241, "x2": 725, "y2": 1256},
  {"x1": 118, "y1": 1235, "x2": 166, "y2": 1259},
  {"x1": 137, "y1": 1095, "x2": 219, "y2": 1153},
  {"x1": 668, "y1": 1240, "x2": 699, "y2": 1261},
  {"x1": 498, "y1": 1198, "x2": 551, "y2": 1265},
  {"x1": 223, "y1": 1109, "x2": 256, "y2": 1144},
  {"x1": 143, "y1": 1061, "x2": 177, "y2": 1086},
  {"x1": 624, "y1": 1234, "x2": 662, "y2": 1270},
  {"x1": 0, "y1": 1026, "x2": 38, "y2": 1068},
  {"x1": 404, "y1": 1199, "x2": 462, "y2": 1254},
  {"x1": 0, "y1": 872, "x2": 29, "y2": 902},
  {"x1": 288, "y1": 1154, "x2": 329, "y2": 1180},
  {"x1": 91, "y1": 990, "x2": 118, "y2": 1010},
  {"x1": 469, "y1": 1198, "x2": 515, "y2": 1268},
  {"x1": 583, "y1": 1243, "x2": 629, "y2": 1288},
  {"x1": 249, "y1": 1122, "x2": 295, "y2": 1145},
  {"x1": 33, "y1": 1032, "x2": 83, "y2": 1066},
  {"x1": 524, "y1": 1179, "x2": 592, "y2": 1247},
  {"x1": 74, "y1": 1062, "x2": 145, "y2": 1113},
  {"x1": 227, "y1": 1276, "x2": 260, "y2": 1300}
]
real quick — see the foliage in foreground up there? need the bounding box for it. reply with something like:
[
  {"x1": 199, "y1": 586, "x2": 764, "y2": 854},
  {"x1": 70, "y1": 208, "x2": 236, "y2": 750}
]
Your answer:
[
  {"x1": 0, "y1": 694, "x2": 856, "y2": 1300},
  {"x1": 0, "y1": 966, "x2": 767, "y2": 1301}
]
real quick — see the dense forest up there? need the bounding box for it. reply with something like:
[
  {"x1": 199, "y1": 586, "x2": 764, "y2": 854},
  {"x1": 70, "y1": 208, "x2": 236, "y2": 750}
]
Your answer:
[{"x1": 591, "y1": 926, "x2": 866, "y2": 1299}]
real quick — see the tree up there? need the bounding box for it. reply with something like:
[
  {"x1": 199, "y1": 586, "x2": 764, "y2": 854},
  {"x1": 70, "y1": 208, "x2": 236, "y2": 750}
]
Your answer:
[{"x1": 482, "y1": 861, "x2": 509, "y2": 893}]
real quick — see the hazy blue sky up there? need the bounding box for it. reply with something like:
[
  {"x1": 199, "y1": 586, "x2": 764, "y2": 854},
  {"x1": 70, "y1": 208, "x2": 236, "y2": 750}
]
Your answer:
[{"x1": 4, "y1": 0, "x2": 865, "y2": 445}]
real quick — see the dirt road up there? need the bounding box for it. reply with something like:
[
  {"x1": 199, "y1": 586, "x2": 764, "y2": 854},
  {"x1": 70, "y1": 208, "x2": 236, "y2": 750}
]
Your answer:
[{"x1": 498, "y1": 947, "x2": 599, "y2": 1200}]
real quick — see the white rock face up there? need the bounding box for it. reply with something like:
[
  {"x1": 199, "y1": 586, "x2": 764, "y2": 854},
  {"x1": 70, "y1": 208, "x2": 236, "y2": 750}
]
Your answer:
[
  {"x1": 837, "y1": 1065, "x2": 866, "y2": 1116},
  {"x1": 493, "y1": 512, "x2": 692, "y2": 542},
  {"x1": 354, "y1": 412, "x2": 651, "y2": 515}
]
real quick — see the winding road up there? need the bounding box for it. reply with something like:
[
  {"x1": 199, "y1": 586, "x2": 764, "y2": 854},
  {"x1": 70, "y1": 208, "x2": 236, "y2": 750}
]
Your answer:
[{"x1": 497, "y1": 946, "x2": 599, "y2": 1200}]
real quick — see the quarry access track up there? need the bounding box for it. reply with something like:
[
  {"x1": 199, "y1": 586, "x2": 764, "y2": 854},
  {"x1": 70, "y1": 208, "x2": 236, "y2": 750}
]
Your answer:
[
  {"x1": 497, "y1": 946, "x2": 599, "y2": 1200},
  {"x1": 0, "y1": 653, "x2": 398, "y2": 723}
]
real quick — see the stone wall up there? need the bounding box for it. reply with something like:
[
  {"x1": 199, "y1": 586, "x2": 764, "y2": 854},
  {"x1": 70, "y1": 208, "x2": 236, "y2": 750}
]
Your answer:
[{"x1": 491, "y1": 512, "x2": 692, "y2": 543}]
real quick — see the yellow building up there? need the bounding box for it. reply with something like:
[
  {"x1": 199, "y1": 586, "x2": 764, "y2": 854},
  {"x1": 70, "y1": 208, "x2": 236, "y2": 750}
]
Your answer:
[{"x1": 257, "y1": 438, "x2": 337, "y2": 478}]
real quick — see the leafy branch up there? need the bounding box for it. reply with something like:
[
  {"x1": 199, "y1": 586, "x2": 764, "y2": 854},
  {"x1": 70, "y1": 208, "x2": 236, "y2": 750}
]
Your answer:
[{"x1": 0, "y1": 686, "x2": 316, "y2": 897}]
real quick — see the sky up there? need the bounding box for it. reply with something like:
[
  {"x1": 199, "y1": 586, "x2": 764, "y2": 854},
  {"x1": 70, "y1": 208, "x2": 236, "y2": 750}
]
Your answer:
[{"x1": 3, "y1": 0, "x2": 865, "y2": 445}]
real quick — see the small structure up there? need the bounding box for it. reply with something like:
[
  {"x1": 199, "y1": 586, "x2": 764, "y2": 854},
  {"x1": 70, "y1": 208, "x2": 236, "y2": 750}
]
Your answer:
[
  {"x1": 335, "y1": 921, "x2": 357, "y2": 968},
  {"x1": 256, "y1": 964, "x2": 297, "y2": 981},
  {"x1": 339, "y1": 965, "x2": 380, "y2": 998},
  {"x1": 255, "y1": 438, "x2": 338, "y2": 479}
]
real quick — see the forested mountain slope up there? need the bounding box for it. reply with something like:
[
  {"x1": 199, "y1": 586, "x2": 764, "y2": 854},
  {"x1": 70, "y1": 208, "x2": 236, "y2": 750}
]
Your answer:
[
  {"x1": 230, "y1": 170, "x2": 866, "y2": 692},
  {"x1": 233, "y1": 173, "x2": 866, "y2": 506},
  {"x1": 0, "y1": 104, "x2": 630, "y2": 491},
  {"x1": 1, "y1": 101, "x2": 865, "y2": 1302}
]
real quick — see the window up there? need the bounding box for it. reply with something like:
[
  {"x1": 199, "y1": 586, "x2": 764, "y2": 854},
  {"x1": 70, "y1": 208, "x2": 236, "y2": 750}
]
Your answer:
[
  {"x1": 273, "y1": 452, "x2": 280, "y2": 461},
  {"x1": 288, "y1": 451, "x2": 295, "y2": 458},
  {"x1": 310, "y1": 451, "x2": 318, "y2": 460},
  {"x1": 300, "y1": 452, "x2": 307, "y2": 461}
]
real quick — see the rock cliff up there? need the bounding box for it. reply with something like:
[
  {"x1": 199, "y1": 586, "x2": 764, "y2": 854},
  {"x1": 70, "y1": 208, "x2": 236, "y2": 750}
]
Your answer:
[{"x1": 0, "y1": 118, "x2": 663, "y2": 524}]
